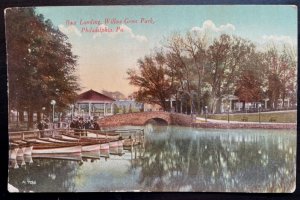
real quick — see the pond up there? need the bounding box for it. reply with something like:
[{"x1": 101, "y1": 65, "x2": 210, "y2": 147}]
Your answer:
[{"x1": 8, "y1": 125, "x2": 296, "y2": 192}]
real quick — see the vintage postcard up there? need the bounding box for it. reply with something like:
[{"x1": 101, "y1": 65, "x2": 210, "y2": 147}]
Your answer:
[{"x1": 5, "y1": 5, "x2": 297, "y2": 192}]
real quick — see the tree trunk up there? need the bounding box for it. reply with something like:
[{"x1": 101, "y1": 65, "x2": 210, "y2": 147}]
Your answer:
[
  {"x1": 27, "y1": 110, "x2": 34, "y2": 130},
  {"x1": 274, "y1": 99, "x2": 278, "y2": 110},
  {"x1": 19, "y1": 110, "x2": 24, "y2": 122},
  {"x1": 215, "y1": 98, "x2": 222, "y2": 114},
  {"x1": 37, "y1": 111, "x2": 41, "y2": 122},
  {"x1": 282, "y1": 93, "x2": 286, "y2": 108}
]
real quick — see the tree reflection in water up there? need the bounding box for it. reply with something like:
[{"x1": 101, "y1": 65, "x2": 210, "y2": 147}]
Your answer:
[
  {"x1": 8, "y1": 158, "x2": 80, "y2": 192},
  {"x1": 7, "y1": 125, "x2": 296, "y2": 192},
  {"x1": 138, "y1": 125, "x2": 296, "y2": 192}
]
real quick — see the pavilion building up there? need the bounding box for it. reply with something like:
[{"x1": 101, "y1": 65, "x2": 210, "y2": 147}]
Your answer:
[{"x1": 75, "y1": 89, "x2": 115, "y2": 119}]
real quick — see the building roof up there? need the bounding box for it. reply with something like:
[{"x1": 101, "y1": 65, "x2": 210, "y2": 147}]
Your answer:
[{"x1": 77, "y1": 89, "x2": 115, "y2": 102}]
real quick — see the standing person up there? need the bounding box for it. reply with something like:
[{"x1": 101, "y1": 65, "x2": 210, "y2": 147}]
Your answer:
[
  {"x1": 93, "y1": 121, "x2": 100, "y2": 130},
  {"x1": 37, "y1": 120, "x2": 45, "y2": 138},
  {"x1": 84, "y1": 120, "x2": 92, "y2": 130}
]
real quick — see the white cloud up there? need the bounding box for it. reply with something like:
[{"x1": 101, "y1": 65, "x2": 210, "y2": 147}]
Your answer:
[
  {"x1": 262, "y1": 35, "x2": 295, "y2": 46},
  {"x1": 58, "y1": 24, "x2": 82, "y2": 37},
  {"x1": 191, "y1": 20, "x2": 235, "y2": 33},
  {"x1": 93, "y1": 24, "x2": 147, "y2": 42}
]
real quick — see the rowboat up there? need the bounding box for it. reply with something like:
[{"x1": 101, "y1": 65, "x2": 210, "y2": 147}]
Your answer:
[
  {"x1": 47, "y1": 137, "x2": 100, "y2": 152},
  {"x1": 10, "y1": 141, "x2": 33, "y2": 156},
  {"x1": 31, "y1": 152, "x2": 82, "y2": 161},
  {"x1": 29, "y1": 143, "x2": 82, "y2": 154},
  {"x1": 61, "y1": 134, "x2": 117, "y2": 150},
  {"x1": 47, "y1": 137, "x2": 77, "y2": 143},
  {"x1": 23, "y1": 146, "x2": 33, "y2": 156},
  {"x1": 109, "y1": 139, "x2": 124, "y2": 148},
  {"x1": 9, "y1": 147, "x2": 18, "y2": 160},
  {"x1": 109, "y1": 147, "x2": 124, "y2": 156},
  {"x1": 25, "y1": 138, "x2": 52, "y2": 144},
  {"x1": 81, "y1": 143, "x2": 100, "y2": 152},
  {"x1": 82, "y1": 150, "x2": 100, "y2": 159},
  {"x1": 100, "y1": 149, "x2": 110, "y2": 158},
  {"x1": 85, "y1": 131, "x2": 120, "y2": 139},
  {"x1": 24, "y1": 137, "x2": 101, "y2": 153},
  {"x1": 17, "y1": 146, "x2": 33, "y2": 156},
  {"x1": 61, "y1": 134, "x2": 79, "y2": 141}
]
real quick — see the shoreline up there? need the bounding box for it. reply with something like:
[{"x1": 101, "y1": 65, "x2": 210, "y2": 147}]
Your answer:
[
  {"x1": 192, "y1": 122, "x2": 296, "y2": 130},
  {"x1": 100, "y1": 122, "x2": 297, "y2": 130}
]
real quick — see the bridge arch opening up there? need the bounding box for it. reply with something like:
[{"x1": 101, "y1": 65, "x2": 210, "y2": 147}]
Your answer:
[{"x1": 144, "y1": 118, "x2": 168, "y2": 126}]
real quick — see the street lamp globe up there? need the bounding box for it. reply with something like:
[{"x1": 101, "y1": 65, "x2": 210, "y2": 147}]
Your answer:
[
  {"x1": 50, "y1": 100, "x2": 56, "y2": 124},
  {"x1": 50, "y1": 100, "x2": 56, "y2": 106}
]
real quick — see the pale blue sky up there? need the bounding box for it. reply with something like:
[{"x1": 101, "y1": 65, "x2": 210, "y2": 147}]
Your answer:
[{"x1": 36, "y1": 5, "x2": 297, "y2": 96}]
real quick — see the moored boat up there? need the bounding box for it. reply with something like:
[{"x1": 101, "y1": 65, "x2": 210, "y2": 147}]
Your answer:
[
  {"x1": 31, "y1": 152, "x2": 82, "y2": 161},
  {"x1": 31, "y1": 143, "x2": 82, "y2": 154},
  {"x1": 100, "y1": 149, "x2": 110, "y2": 158},
  {"x1": 9, "y1": 147, "x2": 18, "y2": 160},
  {"x1": 10, "y1": 141, "x2": 34, "y2": 156},
  {"x1": 109, "y1": 139, "x2": 124, "y2": 148},
  {"x1": 25, "y1": 138, "x2": 53, "y2": 144},
  {"x1": 109, "y1": 147, "x2": 124, "y2": 156},
  {"x1": 25, "y1": 137, "x2": 100, "y2": 153},
  {"x1": 81, "y1": 143, "x2": 100, "y2": 152},
  {"x1": 60, "y1": 134, "x2": 112, "y2": 150},
  {"x1": 82, "y1": 150, "x2": 100, "y2": 159},
  {"x1": 45, "y1": 137, "x2": 102, "y2": 152},
  {"x1": 85, "y1": 131, "x2": 120, "y2": 139}
]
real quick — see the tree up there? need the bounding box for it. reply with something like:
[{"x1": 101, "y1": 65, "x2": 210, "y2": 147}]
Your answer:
[
  {"x1": 113, "y1": 104, "x2": 119, "y2": 115},
  {"x1": 164, "y1": 33, "x2": 196, "y2": 114},
  {"x1": 262, "y1": 45, "x2": 297, "y2": 109},
  {"x1": 128, "y1": 104, "x2": 133, "y2": 113},
  {"x1": 102, "y1": 90, "x2": 126, "y2": 100},
  {"x1": 164, "y1": 32, "x2": 209, "y2": 114},
  {"x1": 206, "y1": 34, "x2": 254, "y2": 113},
  {"x1": 127, "y1": 52, "x2": 175, "y2": 111},
  {"x1": 122, "y1": 105, "x2": 126, "y2": 114},
  {"x1": 6, "y1": 8, "x2": 80, "y2": 129},
  {"x1": 235, "y1": 51, "x2": 265, "y2": 108}
]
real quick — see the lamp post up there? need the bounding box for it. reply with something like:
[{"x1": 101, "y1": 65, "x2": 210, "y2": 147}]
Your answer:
[
  {"x1": 258, "y1": 103, "x2": 261, "y2": 123},
  {"x1": 227, "y1": 105, "x2": 230, "y2": 123},
  {"x1": 70, "y1": 104, "x2": 74, "y2": 121},
  {"x1": 205, "y1": 106, "x2": 208, "y2": 122},
  {"x1": 50, "y1": 100, "x2": 56, "y2": 123}
]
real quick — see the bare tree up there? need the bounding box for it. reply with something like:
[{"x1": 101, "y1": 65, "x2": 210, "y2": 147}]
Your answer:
[
  {"x1": 206, "y1": 34, "x2": 254, "y2": 113},
  {"x1": 127, "y1": 52, "x2": 175, "y2": 111}
]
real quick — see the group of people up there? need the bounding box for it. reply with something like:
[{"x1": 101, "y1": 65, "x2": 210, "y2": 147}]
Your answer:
[
  {"x1": 69, "y1": 117, "x2": 100, "y2": 130},
  {"x1": 36, "y1": 116, "x2": 100, "y2": 135},
  {"x1": 37, "y1": 119, "x2": 49, "y2": 131}
]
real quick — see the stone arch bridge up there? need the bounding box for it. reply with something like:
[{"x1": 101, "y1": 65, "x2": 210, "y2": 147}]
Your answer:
[{"x1": 98, "y1": 111, "x2": 193, "y2": 127}]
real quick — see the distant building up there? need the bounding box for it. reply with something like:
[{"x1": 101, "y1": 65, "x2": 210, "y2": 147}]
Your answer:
[
  {"x1": 75, "y1": 89, "x2": 115, "y2": 119},
  {"x1": 143, "y1": 103, "x2": 163, "y2": 112},
  {"x1": 114, "y1": 99, "x2": 144, "y2": 113},
  {"x1": 221, "y1": 94, "x2": 294, "y2": 113}
]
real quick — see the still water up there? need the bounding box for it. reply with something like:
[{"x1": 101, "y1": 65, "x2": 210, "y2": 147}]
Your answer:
[{"x1": 8, "y1": 125, "x2": 296, "y2": 192}]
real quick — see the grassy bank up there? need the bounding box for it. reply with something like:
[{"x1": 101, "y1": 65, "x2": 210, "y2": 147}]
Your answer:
[{"x1": 200, "y1": 110, "x2": 297, "y2": 123}]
